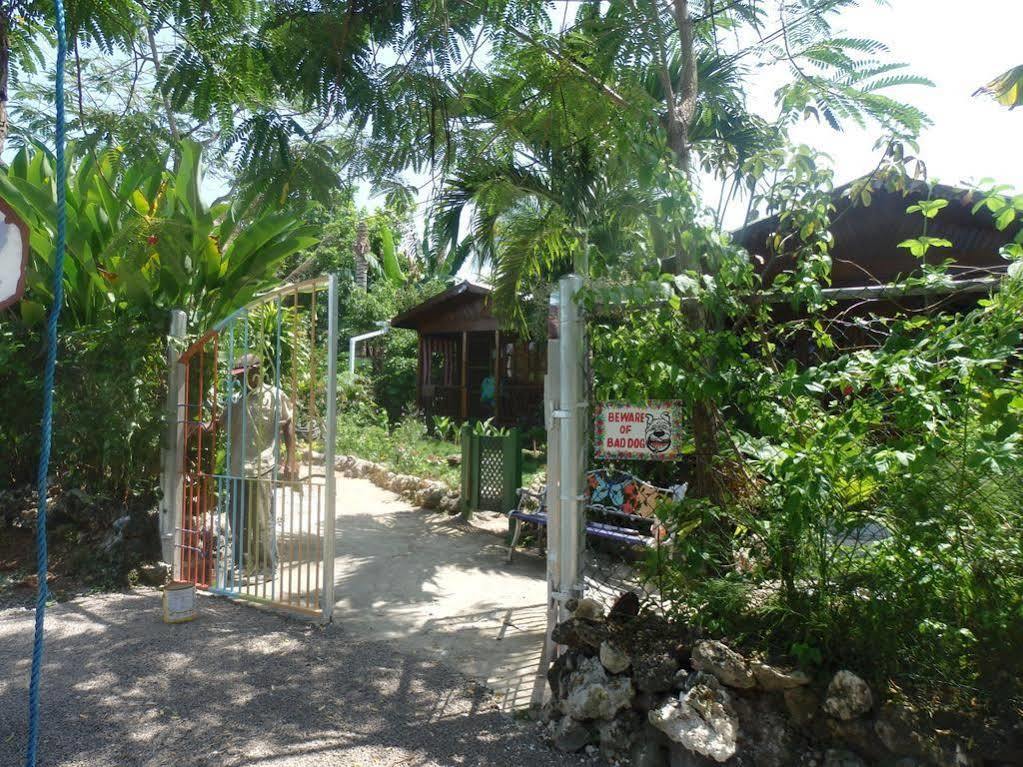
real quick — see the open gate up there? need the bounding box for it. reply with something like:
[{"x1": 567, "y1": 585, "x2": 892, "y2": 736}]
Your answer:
[{"x1": 168, "y1": 276, "x2": 338, "y2": 619}]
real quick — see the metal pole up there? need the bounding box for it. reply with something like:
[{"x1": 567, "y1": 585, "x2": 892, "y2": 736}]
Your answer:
[
  {"x1": 160, "y1": 309, "x2": 187, "y2": 565},
  {"x1": 322, "y1": 274, "x2": 339, "y2": 621},
  {"x1": 545, "y1": 335, "x2": 562, "y2": 623},
  {"x1": 557, "y1": 274, "x2": 585, "y2": 607}
]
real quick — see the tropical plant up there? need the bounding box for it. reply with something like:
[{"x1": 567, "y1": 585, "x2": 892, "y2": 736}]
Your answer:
[
  {"x1": 0, "y1": 139, "x2": 319, "y2": 330},
  {"x1": 427, "y1": 1, "x2": 931, "y2": 322},
  {"x1": 975, "y1": 64, "x2": 1023, "y2": 109},
  {"x1": 587, "y1": 164, "x2": 1023, "y2": 706}
]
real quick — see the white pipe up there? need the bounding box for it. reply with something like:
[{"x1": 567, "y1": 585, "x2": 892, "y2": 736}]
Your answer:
[{"x1": 348, "y1": 322, "x2": 389, "y2": 376}]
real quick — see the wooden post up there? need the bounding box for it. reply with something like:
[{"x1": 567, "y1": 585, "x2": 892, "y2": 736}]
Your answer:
[
  {"x1": 417, "y1": 335, "x2": 425, "y2": 412},
  {"x1": 460, "y1": 330, "x2": 468, "y2": 420},
  {"x1": 459, "y1": 424, "x2": 474, "y2": 519},
  {"x1": 494, "y1": 329, "x2": 501, "y2": 423}
]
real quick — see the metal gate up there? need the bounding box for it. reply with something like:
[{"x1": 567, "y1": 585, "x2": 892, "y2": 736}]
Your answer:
[{"x1": 167, "y1": 276, "x2": 338, "y2": 620}]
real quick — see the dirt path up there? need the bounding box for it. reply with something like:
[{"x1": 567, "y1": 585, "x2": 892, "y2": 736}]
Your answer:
[
  {"x1": 0, "y1": 590, "x2": 581, "y2": 767},
  {"x1": 333, "y1": 476, "x2": 552, "y2": 713}
]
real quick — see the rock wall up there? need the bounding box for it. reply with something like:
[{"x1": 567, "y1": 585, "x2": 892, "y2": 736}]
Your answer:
[
  {"x1": 544, "y1": 595, "x2": 1021, "y2": 767},
  {"x1": 334, "y1": 455, "x2": 462, "y2": 513}
]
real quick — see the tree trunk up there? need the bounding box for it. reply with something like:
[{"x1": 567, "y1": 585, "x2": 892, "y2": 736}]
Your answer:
[
  {"x1": 662, "y1": 0, "x2": 719, "y2": 500},
  {"x1": 0, "y1": 13, "x2": 10, "y2": 157},
  {"x1": 354, "y1": 220, "x2": 369, "y2": 291}
]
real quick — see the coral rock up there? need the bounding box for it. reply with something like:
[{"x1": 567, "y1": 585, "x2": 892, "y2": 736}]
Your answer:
[
  {"x1": 648, "y1": 684, "x2": 739, "y2": 763},
  {"x1": 822, "y1": 671, "x2": 873, "y2": 721},
  {"x1": 690, "y1": 640, "x2": 755, "y2": 689}
]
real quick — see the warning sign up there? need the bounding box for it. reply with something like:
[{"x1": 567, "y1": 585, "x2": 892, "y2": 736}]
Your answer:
[
  {"x1": 594, "y1": 401, "x2": 683, "y2": 461},
  {"x1": 0, "y1": 198, "x2": 28, "y2": 311}
]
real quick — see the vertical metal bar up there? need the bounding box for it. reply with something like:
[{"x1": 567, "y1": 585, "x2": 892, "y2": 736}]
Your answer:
[
  {"x1": 287, "y1": 465, "x2": 296, "y2": 605},
  {"x1": 322, "y1": 274, "x2": 338, "y2": 620},
  {"x1": 240, "y1": 313, "x2": 250, "y2": 593},
  {"x1": 306, "y1": 286, "x2": 317, "y2": 610},
  {"x1": 558, "y1": 275, "x2": 584, "y2": 606},
  {"x1": 161, "y1": 310, "x2": 187, "y2": 565},
  {"x1": 226, "y1": 323, "x2": 236, "y2": 592},
  {"x1": 209, "y1": 334, "x2": 219, "y2": 588},
  {"x1": 545, "y1": 336, "x2": 563, "y2": 628},
  {"x1": 289, "y1": 288, "x2": 299, "y2": 603},
  {"x1": 196, "y1": 342, "x2": 205, "y2": 586},
  {"x1": 305, "y1": 474, "x2": 312, "y2": 609},
  {"x1": 181, "y1": 353, "x2": 191, "y2": 584},
  {"x1": 315, "y1": 483, "x2": 323, "y2": 613},
  {"x1": 270, "y1": 297, "x2": 284, "y2": 603}
]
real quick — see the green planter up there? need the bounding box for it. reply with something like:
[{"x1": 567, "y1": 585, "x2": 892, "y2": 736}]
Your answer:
[{"x1": 460, "y1": 426, "x2": 523, "y2": 519}]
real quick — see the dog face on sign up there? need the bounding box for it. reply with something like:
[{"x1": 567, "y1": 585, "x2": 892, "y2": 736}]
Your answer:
[{"x1": 645, "y1": 412, "x2": 672, "y2": 454}]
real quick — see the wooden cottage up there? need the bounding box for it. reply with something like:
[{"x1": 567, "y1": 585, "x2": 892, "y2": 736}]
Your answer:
[
  {"x1": 391, "y1": 281, "x2": 546, "y2": 426},
  {"x1": 736, "y1": 181, "x2": 1014, "y2": 295},
  {"x1": 734, "y1": 180, "x2": 1018, "y2": 359}
]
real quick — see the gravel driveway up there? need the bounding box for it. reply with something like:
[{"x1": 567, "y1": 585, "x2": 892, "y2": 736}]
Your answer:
[{"x1": 0, "y1": 590, "x2": 583, "y2": 766}]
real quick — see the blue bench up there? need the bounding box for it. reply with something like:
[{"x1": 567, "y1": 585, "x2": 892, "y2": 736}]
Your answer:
[{"x1": 506, "y1": 469, "x2": 687, "y2": 562}]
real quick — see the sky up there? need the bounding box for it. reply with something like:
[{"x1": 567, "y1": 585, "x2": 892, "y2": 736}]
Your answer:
[{"x1": 728, "y1": 0, "x2": 1023, "y2": 220}]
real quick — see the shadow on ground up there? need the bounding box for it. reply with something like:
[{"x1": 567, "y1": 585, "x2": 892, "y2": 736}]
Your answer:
[
  {"x1": 332, "y1": 478, "x2": 552, "y2": 712},
  {"x1": 0, "y1": 591, "x2": 580, "y2": 767}
]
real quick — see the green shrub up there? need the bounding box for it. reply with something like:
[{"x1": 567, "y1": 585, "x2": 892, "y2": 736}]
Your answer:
[
  {"x1": 589, "y1": 179, "x2": 1023, "y2": 708},
  {"x1": 0, "y1": 316, "x2": 166, "y2": 501}
]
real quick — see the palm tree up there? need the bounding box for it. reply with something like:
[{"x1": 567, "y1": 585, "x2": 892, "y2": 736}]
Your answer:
[{"x1": 354, "y1": 221, "x2": 369, "y2": 291}]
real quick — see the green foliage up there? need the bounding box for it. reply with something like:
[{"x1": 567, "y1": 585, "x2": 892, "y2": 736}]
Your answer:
[
  {"x1": 0, "y1": 139, "x2": 318, "y2": 330},
  {"x1": 590, "y1": 166, "x2": 1023, "y2": 706},
  {"x1": 975, "y1": 64, "x2": 1023, "y2": 109},
  {"x1": 431, "y1": 415, "x2": 457, "y2": 441},
  {"x1": 336, "y1": 382, "x2": 546, "y2": 490},
  {"x1": 337, "y1": 275, "x2": 447, "y2": 421},
  {"x1": 336, "y1": 382, "x2": 462, "y2": 487},
  {"x1": 0, "y1": 315, "x2": 165, "y2": 498}
]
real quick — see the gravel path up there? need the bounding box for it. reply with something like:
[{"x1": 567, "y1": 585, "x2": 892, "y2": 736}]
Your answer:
[{"x1": 0, "y1": 590, "x2": 584, "y2": 766}]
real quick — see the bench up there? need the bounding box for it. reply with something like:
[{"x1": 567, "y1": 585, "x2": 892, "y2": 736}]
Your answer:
[{"x1": 506, "y1": 469, "x2": 687, "y2": 562}]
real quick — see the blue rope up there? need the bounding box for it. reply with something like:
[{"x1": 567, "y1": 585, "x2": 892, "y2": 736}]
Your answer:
[{"x1": 25, "y1": 0, "x2": 68, "y2": 761}]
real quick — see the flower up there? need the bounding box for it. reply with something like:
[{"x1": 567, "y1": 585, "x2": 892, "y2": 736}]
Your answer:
[{"x1": 147, "y1": 235, "x2": 158, "y2": 245}]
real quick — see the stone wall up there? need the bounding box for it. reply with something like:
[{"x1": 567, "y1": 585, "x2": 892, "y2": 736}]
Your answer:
[
  {"x1": 544, "y1": 595, "x2": 1021, "y2": 767},
  {"x1": 334, "y1": 455, "x2": 462, "y2": 513}
]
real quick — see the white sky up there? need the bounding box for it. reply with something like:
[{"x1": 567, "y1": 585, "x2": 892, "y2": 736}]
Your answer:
[{"x1": 724, "y1": 0, "x2": 1023, "y2": 221}]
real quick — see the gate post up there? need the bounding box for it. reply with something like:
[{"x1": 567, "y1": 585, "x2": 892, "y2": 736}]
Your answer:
[
  {"x1": 544, "y1": 332, "x2": 562, "y2": 623},
  {"x1": 160, "y1": 309, "x2": 187, "y2": 566},
  {"x1": 322, "y1": 274, "x2": 339, "y2": 621},
  {"x1": 557, "y1": 274, "x2": 585, "y2": 610}
]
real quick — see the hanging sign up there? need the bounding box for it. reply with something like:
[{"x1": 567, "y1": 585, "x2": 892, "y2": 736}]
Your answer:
[
  {"x1": 594, "y1": 400, "x2": 684, "y2": 461},
  {"x1": 0, "y1": 198, "x2": 29, "y2": 311}
]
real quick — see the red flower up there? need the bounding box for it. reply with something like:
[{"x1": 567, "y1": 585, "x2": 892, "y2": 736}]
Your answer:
[
  {"x1": 147, "y1": 235, "x2": 158, "y2": 245},
  {"x1": 842, "y1": 385, "x2": 854, "y2": 396}
]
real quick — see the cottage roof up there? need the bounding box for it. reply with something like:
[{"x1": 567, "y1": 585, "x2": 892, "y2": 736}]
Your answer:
[
  {"x1": 391, "y1": 280, "x2": 499, "y2": 333},
  {"x1": 734, "y1": 179, "x2": 1016, "y2": 289}
]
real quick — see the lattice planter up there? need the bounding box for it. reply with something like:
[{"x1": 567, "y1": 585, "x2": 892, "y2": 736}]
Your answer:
[{"x1": 459, "y1": 427, "x2": 523, "y2": 519}]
